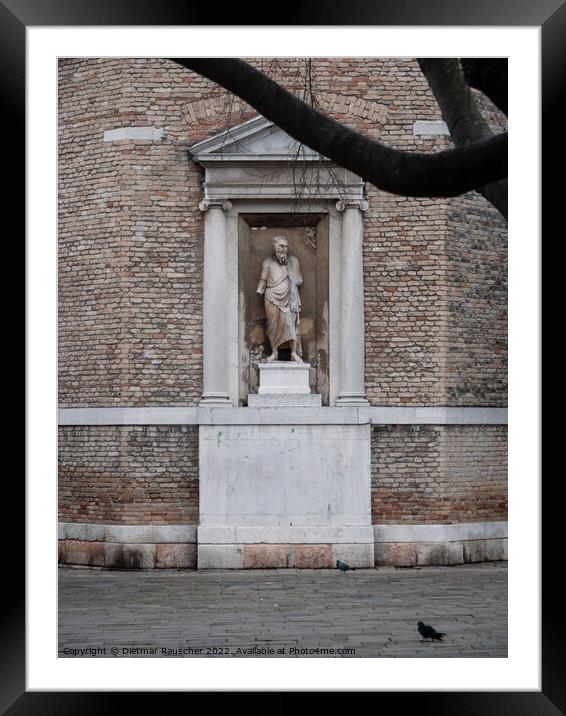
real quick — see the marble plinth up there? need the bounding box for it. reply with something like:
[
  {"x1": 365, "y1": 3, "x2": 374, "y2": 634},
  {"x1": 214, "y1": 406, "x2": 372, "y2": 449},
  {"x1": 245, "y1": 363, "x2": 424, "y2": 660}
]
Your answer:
[
  {"x1": 257, "y1": 361, "x2": 311, "y2": 394},
  {"x1": 198, "y1": 423, "x2": 373, "y2": 568}
]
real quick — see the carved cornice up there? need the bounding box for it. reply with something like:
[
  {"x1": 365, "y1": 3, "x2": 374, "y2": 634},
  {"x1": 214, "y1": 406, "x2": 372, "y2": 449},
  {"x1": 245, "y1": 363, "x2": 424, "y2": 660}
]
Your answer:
[{"x1": 191, "y1": 116, "x2": 364, "y2": 203}]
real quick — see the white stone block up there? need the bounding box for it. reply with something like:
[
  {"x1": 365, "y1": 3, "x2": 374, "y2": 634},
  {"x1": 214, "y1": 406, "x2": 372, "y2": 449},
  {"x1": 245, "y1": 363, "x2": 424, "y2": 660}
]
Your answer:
[
  {"x1": 257, "y1": 407, "x2": 360, "y2": 424},
  {"x1": 62, "y1": 522, "x2": 106, "y2": 542},
  {"x1": 197, "y1": 526, "x2": 237, "y2": 543},
  {"x1": 332, "y1": 543, "x2": 375, "y2": 568},
  {"x1": 58, "y1": 405, "x2": 507, "y2": 426},
  {"x1": 197, "y1": 544, "x2": 244, "y2": 569},
  {"x1": 257, "y1": 361, "x2": 311, "y2": 394},
  {"x1": 59, "y1": 522, "x2": 197, "y2": 544},
  {"x1": 373, "y1": 521, "x2": 507, "y2": 543},
  {"x1": 219, "y1": 525, "x2": 375, "y2": 544},
  {"x1": 103, "y1": 127, "x2": 164, "y2": 141},
  {"x1": 412, "y1": 120, "x2": 449, "y2": 136},
  {"x1": 199, "y1": 423, "x2": 371, "y2": 530},
  {"x1": 248, "y1": 394, "x2": 321, "y2": 407}
]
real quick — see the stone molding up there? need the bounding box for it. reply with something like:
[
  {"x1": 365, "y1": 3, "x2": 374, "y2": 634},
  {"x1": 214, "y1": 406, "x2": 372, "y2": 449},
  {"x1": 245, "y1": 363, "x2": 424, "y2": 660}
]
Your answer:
[
  {"x1": 374, "y1": 521, "x2": 507, "y2": 543},
  {"x1": 58, "y1": 520, "x2": 505, "y2": 545},
  {"x1": 198, "y1": 525, "x2": 374, "y2": 545},
  {"x1": 58, "y1": 520, "x2": 507, "y2": 569},
  {"x1": 247, "y1": 394, "x2": 322, "y2": 407},
  {"x1": 58, "y1": 406, "x2": 508, "y2": 426},
  {"x1": 59, "y1": 522, "x2": 197, "y2": 544},
  {"x1": 59, "y1": 540, "x2": 196, "y2": 569}
]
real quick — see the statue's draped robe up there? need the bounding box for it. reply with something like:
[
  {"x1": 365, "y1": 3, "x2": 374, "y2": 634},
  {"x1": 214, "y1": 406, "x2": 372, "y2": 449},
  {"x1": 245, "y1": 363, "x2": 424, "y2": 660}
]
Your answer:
[{"x1": 258, "y1": 255, "x2": 303, "y2": 350}]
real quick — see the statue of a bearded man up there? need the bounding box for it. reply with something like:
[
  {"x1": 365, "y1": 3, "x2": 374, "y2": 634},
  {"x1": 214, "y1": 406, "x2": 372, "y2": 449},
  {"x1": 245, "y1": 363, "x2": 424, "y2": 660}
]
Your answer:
[{"x1": 256, "y1": 235, "x2": 303, "y2": 362}]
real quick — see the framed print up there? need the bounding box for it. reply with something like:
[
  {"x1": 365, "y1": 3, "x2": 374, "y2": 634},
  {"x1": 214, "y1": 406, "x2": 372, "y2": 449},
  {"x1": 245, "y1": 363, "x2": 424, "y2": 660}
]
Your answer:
[{"x1": 13, "y1": 0, "x2": 554, "y2": 709}]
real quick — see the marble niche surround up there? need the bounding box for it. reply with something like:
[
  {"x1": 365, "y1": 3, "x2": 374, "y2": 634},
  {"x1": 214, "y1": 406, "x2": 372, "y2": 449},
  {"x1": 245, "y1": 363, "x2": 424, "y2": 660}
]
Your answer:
[{"x1": 189, "y1": 115, "x2": 374, "y2": 568}]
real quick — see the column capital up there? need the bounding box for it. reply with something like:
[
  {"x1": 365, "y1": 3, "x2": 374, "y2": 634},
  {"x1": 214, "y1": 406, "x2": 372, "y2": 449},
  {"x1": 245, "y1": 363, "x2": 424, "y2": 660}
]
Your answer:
[
  {"x1": 198, "y1": 199, "x2": 233, "y2": 212},
  {"x1": 336, "y1": 199, "x2": 369, "y2": 213}
]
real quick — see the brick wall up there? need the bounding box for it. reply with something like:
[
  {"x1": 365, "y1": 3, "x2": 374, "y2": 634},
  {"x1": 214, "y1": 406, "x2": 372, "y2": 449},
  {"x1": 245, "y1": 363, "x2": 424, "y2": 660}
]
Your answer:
[
  {"x1": 446, "y1": 193, "x2": 508, "y2": 406},
  {"x1": 58, "y1": 60, "x2": 126, "y2": 406},
  {"x1": 58, "y1": 426, "x2": 199, "y2": 524},
  {"x1": 60, "y1": 57, "x2": 504, "y2": 408},
  {"x1": 364, "y1": 193, "x2": 449, "y2": 405},
  {"x1": 371, "y1": 425, "x2": 507, "y2": 524},
  {"x1": 58, "y1": 59, "x2": 207, "y2": 407},
  {"x1": 58, "y1": 58, "x2": 507, "y2": 535}
]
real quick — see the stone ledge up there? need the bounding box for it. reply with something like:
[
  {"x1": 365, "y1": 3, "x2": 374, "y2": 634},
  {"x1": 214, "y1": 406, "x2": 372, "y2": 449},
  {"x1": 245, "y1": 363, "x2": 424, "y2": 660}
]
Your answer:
[
  {"x1": 257, "y1": 362, "x2": 312, "y2": 371},
  {"x1": 58, "y1": 540, "x2": 197, "y2": 569},
  {"x1": 371, "y1": 407, "x2": 508, "y2": 425},
  {"x1": 197, "y1": 407, "x2": 364, "y2": 424},
  {"x1": 58, "y1": 522, "x2": 197, "y2": 544},
  {"x1": 58, "y1": 406, "x2": 508, "y2": 426},
  {"x1": 247, "y1": 394, "x2": 322, "y2": 407},
  {"x1": 375, "y1": 538, "x2": 507, "y2": 566},
  {"x1": 198, "y1": 543, "x2": 375, "y2": 569},
  {"x1": 374, "y1": 521, "x2": 507, "y2": 543},
  {"x1": 57, "y1": 536, "x2": 507, "y2": 569},
  {"x1": 198, "y1": 525, "x2": 374, "y2": 544}
]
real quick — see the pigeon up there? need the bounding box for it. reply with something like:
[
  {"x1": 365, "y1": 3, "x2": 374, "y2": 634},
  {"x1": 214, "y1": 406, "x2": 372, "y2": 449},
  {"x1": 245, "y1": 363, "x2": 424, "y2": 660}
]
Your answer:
[
  {"x1": 336, "y1": 560, "x2": 355, "y2": 572},
  {"x1": 417, "y1": 621, "x2": 446, "y2": 641}
]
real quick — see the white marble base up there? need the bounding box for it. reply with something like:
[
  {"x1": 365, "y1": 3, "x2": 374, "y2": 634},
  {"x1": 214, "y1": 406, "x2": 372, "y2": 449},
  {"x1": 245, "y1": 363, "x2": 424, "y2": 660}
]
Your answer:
[
  {"x1": 247, "y1": 393, "x2": 322, "y2": 407},
  {"x1": 59, "y1": 406, "x2": 508, "y2": 425},
  {"x1": 336, "y1": 392, "x2": 369, "y2": 407},
  {"x1": 198, "y1": 525, "x2": 374, "y2": 544},
  {"x1": 198, "y1": 423, "x2": 372, "y2": 568},
  {"x1": 197, "y1": 542, "x2": 374, "y2": 569},
  {"x1": 257, "y1": 361, "x2": 311, "y2": 394},
  {"x1": 200, "y1": 424, "x2": 371, "y2": 526},
  {"x1": 57, "y1": 520, "x2": 506, "y2": 568}
]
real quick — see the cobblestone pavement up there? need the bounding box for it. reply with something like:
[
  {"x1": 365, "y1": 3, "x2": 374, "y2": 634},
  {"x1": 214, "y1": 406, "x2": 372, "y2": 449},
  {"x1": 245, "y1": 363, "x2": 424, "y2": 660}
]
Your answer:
[{"x1": 58, "y1": 562, "x2": 507, "y2": 658}]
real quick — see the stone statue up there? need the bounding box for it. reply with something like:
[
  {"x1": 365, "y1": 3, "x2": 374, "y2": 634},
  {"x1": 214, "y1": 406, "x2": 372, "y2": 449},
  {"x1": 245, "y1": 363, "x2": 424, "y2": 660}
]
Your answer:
[{"x1": 256, "y1": 235, "x2": 303, "y2": 362}]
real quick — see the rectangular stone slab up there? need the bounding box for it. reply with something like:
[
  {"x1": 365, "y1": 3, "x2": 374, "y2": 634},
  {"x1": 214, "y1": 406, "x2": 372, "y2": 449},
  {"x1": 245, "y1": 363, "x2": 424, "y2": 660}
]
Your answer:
[
  {"x1": 257, "y1": 362, "x2": 312, "y2": 394},
  {"x1": 199, "y1": 423, "x2": 371, "y2": 534}
]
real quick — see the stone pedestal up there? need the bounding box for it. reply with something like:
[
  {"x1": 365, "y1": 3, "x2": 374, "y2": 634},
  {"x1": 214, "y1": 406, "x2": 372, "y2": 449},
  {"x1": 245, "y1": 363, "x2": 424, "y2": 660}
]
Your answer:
[
  {"x1": 198, "y1": 423, "x2": 373, "y2": 568},
  {"x1": 258, "y1": 362, "x2": 310, "y2": 394},
  {"x1": 248, "y1": 362, "x2": 322, "y2": 407}
]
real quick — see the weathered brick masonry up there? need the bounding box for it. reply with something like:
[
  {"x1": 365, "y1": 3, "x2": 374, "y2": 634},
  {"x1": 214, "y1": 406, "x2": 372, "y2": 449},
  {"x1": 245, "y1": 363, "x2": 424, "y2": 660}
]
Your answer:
[
  {"x1": 59, "y1": 58, "x2": 506, "y2": 408},
  {"x1": 58, "y1": 58, "x2": 507, "y2": 566},
  {"x1": 446, "y1": 194, "x2": 507, "y2": 406},
  {"x1": 58, "y1": 59, "x2": 205, "y2": 408},
  {"x1": 371, "y1": 425, "x2": 507, "y2": 524},
  {"x1": 58, "y1": 426, "x2": 199, "y2": 525}
]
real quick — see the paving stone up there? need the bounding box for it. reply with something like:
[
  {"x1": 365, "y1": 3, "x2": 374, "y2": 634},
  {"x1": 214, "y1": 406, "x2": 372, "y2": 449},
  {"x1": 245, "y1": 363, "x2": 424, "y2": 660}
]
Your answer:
[{"x1": 58, "y1": 562, "x2": 507, "y2": 658}]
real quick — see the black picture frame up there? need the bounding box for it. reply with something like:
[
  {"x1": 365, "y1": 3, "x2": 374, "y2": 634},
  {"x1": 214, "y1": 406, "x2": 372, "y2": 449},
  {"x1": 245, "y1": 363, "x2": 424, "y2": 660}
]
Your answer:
[{"x1": 12, "y1": 0, "x2": 554, "y2": 709}]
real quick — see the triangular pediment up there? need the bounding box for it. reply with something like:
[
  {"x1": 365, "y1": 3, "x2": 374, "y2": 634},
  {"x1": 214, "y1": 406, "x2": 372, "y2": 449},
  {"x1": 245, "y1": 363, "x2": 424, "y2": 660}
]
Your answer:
[{"x1": 188, "y1": 115, "x2": 321, "y2": 163}]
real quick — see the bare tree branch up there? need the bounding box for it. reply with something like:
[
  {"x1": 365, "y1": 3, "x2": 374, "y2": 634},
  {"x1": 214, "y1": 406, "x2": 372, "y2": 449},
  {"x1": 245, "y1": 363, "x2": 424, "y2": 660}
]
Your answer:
[
  {"x1": 418, "y1": 58, "x2": 507, "y2": 219},
  {"x1": 461, "y1": 59, "x2": 508, "y2": 116},
  {"x1": 172, "y1": 58, "x2": 508, "y2": 200}
]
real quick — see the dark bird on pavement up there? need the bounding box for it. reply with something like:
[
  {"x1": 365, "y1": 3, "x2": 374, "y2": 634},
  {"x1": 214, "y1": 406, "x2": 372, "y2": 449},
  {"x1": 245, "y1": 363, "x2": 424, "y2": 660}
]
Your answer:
[
  {"x1": 336, "y1": 560, "x2": 355, "y2": 572},
  {"x1": 417, "y1": 621, "x2": 446, "y2": 641}
]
